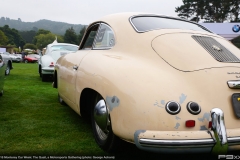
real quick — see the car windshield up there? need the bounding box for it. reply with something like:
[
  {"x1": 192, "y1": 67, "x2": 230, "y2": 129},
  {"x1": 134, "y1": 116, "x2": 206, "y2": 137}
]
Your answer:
[
  {"x1": 131, "y1": 16, "x2": 211, "y2": 33},
  {"x1": 27, "y1": 54, "x2": 38, "y2": 58},
  {"x1": 50, "y1": 45, "x2": 78, "y2": 52}
]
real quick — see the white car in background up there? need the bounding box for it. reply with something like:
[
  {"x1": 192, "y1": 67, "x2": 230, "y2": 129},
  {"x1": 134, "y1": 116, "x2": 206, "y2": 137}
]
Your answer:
[{"x1": 39, "y1": 40, "x2": 79, "y2": 82}]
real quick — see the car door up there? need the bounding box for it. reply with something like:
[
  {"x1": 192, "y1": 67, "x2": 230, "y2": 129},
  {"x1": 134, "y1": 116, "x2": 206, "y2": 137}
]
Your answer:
[{"x1": 59, "y1": 23, "x2": 101, "y2": 107}]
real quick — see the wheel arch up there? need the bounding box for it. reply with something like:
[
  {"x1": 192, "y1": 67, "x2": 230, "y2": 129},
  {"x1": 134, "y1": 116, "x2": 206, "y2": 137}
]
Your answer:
[{"x1": 80, "y1": 88, "x2": 103, "y2": 121}]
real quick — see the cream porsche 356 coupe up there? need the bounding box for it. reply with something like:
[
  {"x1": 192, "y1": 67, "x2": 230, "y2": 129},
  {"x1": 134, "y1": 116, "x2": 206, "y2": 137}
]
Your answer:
[{"x1": 53, "y1": 13, "x2": 240, "y2": 154}]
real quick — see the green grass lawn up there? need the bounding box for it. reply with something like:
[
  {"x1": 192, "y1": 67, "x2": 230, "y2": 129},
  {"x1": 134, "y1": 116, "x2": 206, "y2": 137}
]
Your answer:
[{"x1": 0, "y1": 63, "x2": 106, "y2": 156}]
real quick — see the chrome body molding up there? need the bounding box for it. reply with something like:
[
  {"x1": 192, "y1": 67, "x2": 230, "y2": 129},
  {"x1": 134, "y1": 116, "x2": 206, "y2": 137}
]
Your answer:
[
  {"x1": 139, "y1": 138, "x2": 215, "y2": 147},
  {"x1": 138, "y1": 137, "x2": 240, "y2": 148},
  {"x1": 228, "y1": 137, "x2": 240, "y2": 145},
  {"x1": 227, "y1": 80, "x2": 240, "y2": 89},
  {"x1": 227, "y1": 72, "x2": 240, "y2": 74}
]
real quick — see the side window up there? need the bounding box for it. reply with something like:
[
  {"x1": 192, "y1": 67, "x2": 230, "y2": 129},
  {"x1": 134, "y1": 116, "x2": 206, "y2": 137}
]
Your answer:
[
  {"x1": 81, "y1": 24, "x2": 99, "y2": 50},
  {"x1": 93, "y1": 23, "x2": 115, "y2": 49}
]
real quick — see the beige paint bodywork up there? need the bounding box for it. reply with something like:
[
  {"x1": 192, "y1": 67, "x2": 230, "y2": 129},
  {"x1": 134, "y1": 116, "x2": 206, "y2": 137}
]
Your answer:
[{"x1": 55, "y1": 13, "x2": 240, "y2": 151}]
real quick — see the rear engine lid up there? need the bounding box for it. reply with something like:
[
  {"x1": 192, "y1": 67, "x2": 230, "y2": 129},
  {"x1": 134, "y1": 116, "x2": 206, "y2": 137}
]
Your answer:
[{"x1": 152, "y1": 33, "x2": 240, "y2": 72}]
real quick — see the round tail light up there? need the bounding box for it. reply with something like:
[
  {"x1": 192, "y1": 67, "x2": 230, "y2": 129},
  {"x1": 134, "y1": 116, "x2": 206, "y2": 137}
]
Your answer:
[
  {"x1": 165, "y1": 101, "x2": 181, "y2": 115},
  {"x1": 187, "y1": 102, "x2": 201, "y2": 115}
]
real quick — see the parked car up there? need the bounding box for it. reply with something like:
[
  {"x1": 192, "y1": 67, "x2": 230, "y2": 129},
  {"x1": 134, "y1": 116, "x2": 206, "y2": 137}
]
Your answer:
[
  {"x1": 0, "y1": 52, "x2": 13, "y2": 75},
  {"x1": 39, "y1": 40, "x2": 78, "y2": 82},
  {"x1": 11, "y1": 54, "x2": 22, "y2": 62},
  {"x1": 53, "y1": 13, "x2": 240, "y2": 154},
  {"x1": 23, "y1": 55, "x2": 38, "y2": 63},
  {"x1": 27, "y1": 54, "x2": 40, "y2": 61},
  {"x1": 0, "y1": 54, "x2": 5, "y2": 96}
]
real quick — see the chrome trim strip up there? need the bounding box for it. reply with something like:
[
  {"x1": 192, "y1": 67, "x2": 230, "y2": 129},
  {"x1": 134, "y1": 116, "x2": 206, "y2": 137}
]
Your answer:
[
  {"x1": 139, "y1": 137, "x2": 240, "y2": 148},
  {"x1": 139, "y1": 139, "x2": 215, "y2": 146},
  {"x1": 228, "y1": 137, "x2": 240, "y2": 145},
  {"x1": 129, "y1": 14, "x2": 212, "y2": 33},
  {"x1": 227, "y1": 80, "x2": 240, "y2": 89}
]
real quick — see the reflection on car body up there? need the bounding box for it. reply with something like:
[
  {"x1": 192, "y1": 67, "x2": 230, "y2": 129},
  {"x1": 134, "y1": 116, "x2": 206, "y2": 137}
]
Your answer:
[{"x1": 53, "y1": 12, "x2": 240, "y2": 154}]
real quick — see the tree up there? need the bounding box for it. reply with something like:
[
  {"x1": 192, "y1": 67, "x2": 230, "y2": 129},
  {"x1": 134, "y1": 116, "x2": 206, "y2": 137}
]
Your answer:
[
  {"x1": 78, "y1": 27, "x2": 86, "y2": 44},
  {"x1": 229, "y1": 0, "x2": 240, "y2": 22},
  {"x1": 205, "y1": 0, "x2": 230, "y2": 22},
  {"x1": 36, "y1": 29, "x2": 51, "y2": 36},
  {"x1": 35, "y1": 33, "x2": 63, "y2": 50},
  {"x1": 175, "y1": 0, "x2": 207, "y2": 22},
  {"x1": 175, "y1": 0, "x2": 240, "y2": 22},
  {"x1": 0, "y1": 30, "x2": 8, "y2": 45},
  {"x1": 19, "y1": 30, "x2": 37, "y2": 43},
  {"x1": 0, "y1": 25, "x2": 25, "y2": 48},
  {"x1": 23, "y1": 43, "x2": 37, "y2": 50},
  {"x1": 33, "y1": 29, "x2": 51, "y2": 44},
  {"x1": 64, "y1": 27, "x2": 78, "y2": 45}
]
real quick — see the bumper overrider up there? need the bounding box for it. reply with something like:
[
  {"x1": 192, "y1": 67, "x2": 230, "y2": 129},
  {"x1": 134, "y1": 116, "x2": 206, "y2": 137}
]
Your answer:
[{"x1": 134, "y1": 108, "x2": 240, "y2": 153}]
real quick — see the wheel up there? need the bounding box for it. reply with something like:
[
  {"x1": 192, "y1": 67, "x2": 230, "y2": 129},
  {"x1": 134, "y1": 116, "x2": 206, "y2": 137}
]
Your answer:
[
  {"x1": 58, "y1": 93, "x2": 66, "y2": 105},
  {"x1": 0, "y1": 90, "x2": 3, "y2": 96},
  {"x1": 91, "y1": 94, "x2": 121, "y2": 153},
  {"x1": 42, "y1": 74, "x2": 47, "y2": 82},
  {"x1": 5, "y1": 62, "x2": 10, "y2": 75},
  {"x1": 24, "y1": 60, "x2": 28, "y2": 63}
]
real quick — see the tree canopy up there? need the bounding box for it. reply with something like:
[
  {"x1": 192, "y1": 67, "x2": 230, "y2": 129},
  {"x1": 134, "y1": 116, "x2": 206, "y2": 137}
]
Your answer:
[
  {"x1": 0, "y1": 25, "x2": 25, "y2": 48},
  {"x1": 23, "y1": 43, "x2": 37, "y2": 50},
  {"x1": 35, "y1": 33, "x2": 64, "y2": 50},
  {"x1": 175, "y1": 0, "x2": 240, "y2": 22},
  {"x1": 19, "y1": 30, "x2": 36, "y2": 44},
  {"x1": 64, "y1": 27, "x2": 78, "y2": 45},
  {"x1": 0, "y1": 30, "x2": 8, "y2": 45},
  {"x1": 78, "y1": 26, "x2": 86, "y2": 45}
]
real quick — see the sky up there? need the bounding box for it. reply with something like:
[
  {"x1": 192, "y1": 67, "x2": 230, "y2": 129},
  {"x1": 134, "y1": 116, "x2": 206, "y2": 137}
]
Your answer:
[{"x1": 0, "y1": 0, "x2": 183, "y2": 25}]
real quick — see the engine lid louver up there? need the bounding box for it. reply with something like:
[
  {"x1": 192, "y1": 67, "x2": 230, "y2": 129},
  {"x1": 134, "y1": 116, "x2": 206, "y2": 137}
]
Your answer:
[{"x1": 192, "y1": 35, "x2": 240, "y2": 63}]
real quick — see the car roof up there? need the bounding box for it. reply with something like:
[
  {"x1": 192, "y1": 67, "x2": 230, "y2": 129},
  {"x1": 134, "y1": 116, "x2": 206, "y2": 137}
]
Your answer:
[{"x1": 47, "y1": 43, "x2": 78, "y2": 47}]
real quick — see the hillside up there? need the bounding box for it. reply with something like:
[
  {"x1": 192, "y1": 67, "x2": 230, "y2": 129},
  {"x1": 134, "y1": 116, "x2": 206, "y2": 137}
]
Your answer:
[{"x1": 0, "y1": 17, "x2": 86, "y2": 35}]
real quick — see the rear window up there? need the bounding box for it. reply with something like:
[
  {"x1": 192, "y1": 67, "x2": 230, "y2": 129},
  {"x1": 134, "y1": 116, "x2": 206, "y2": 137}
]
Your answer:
[
  {"x1": 130, "y1": 16, "x2": 211, "y2": 33},
  {"x1": 51, "y1": 45, "x2": 78, "y2": 52}
]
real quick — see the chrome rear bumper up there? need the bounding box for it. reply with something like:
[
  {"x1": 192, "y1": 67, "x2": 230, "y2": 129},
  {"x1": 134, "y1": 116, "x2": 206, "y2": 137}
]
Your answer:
[{"x1": 134, "y1": 108, "x2": 240, "y2": 153}]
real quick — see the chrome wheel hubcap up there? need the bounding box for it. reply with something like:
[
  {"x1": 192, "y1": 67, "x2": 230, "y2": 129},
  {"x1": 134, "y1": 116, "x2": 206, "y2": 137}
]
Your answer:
[{"x1": 94, "y1": 99, "x2": 110, "y2": 141}]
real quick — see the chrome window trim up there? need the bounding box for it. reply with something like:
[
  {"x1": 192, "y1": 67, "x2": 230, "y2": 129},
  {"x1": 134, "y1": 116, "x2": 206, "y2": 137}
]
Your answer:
[
  {"x1": 92, "y1": 23, "x2": 115, "y2": 50},
  {"x1": 129, "y1": 14, "x2": 212, "y2": 33},
  {"x1": 80, "y1": 23, "x2": 100, "y2": 50}
]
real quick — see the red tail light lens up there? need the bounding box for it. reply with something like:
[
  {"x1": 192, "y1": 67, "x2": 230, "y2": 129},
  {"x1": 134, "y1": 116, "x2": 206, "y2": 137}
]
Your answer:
[
  {"x1": 185, "y1": 120, "x2": 195, "y2": 127},
  {"x1": 49, "y1": 62, "x2": 54, "y2": 67},
  {"x1": 208, "y1": 121, "x2": 212, "y2": 128}
]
